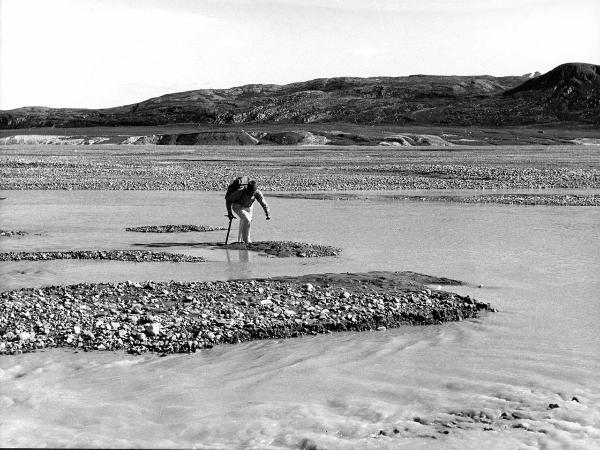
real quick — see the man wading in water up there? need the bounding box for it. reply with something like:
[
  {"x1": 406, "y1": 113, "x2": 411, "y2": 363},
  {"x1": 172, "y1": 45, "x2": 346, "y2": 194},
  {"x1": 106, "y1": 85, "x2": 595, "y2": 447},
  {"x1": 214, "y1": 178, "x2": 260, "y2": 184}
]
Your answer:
[{"x1": 226, "y1": 179, "x2": 270, "y2": 244}]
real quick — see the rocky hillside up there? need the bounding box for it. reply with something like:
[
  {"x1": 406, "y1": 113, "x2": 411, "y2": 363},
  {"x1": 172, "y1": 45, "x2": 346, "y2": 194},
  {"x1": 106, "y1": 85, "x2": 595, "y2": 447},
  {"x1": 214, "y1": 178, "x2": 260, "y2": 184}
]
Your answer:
[{"x1": 1, "y1": 63, "x2": 598, "y2": 129}]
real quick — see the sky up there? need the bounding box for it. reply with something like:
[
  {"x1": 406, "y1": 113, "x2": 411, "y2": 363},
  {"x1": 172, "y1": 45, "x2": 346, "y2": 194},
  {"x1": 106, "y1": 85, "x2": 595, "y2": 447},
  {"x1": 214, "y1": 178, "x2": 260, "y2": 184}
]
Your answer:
[{"x1": 1, "y1": 0, "x2": 599, "y2": 109}]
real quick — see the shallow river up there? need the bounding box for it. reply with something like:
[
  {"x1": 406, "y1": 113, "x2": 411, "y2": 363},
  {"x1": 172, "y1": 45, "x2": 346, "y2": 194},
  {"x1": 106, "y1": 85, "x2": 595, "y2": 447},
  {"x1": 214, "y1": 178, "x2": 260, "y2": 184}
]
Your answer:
[{"x1": 1, "y1": 190, "x2": 599, "y2": 448}]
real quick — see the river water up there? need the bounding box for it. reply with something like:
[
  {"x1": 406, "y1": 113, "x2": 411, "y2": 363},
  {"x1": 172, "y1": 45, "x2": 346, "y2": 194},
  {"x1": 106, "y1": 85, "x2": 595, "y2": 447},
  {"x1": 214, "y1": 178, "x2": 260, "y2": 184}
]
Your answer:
[{"x1": 0, "y1": 190, "x2": 599, "y2": 448}]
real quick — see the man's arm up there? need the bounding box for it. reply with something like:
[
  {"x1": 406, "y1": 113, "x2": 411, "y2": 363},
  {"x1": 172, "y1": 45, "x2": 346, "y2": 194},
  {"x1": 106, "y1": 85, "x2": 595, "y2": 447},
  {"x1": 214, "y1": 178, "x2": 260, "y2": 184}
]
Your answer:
[{"x1": 255, "y1": 190, "x2": 270, "y2": 218}]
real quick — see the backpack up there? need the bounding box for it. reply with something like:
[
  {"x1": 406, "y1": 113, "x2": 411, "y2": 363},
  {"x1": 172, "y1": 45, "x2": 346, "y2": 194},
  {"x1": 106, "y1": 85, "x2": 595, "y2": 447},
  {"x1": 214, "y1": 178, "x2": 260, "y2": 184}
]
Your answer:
[{"x1": 225, "y1": 176, "x2": 249, "y2": 199}]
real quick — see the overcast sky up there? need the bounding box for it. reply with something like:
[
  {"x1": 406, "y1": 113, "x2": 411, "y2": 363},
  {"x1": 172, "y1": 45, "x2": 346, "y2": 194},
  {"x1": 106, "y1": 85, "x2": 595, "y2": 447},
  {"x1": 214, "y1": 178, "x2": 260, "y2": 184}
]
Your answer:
[{"x1": 1, "y1": 0, "x2": 599, "y2": 109}]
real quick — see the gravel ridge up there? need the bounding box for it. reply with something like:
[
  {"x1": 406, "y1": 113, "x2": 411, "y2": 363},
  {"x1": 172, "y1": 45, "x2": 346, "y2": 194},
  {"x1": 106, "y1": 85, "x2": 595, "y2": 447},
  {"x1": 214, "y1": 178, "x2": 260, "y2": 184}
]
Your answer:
[
  {"x1": 0, "y1": 271, "x2": 494, "y2": 355},
  {"x1": 125, "y1": 224, "x2": 226, "y2": 233},
  {"x1": 216, "y1": 241, "x2": 341, "y2": 257},
  {"x1": 0, "y1": 230, "x2": 28, "y2": 237},
  {"x1": 0, "y1": 250, "x2": 205, "y2": 263}
]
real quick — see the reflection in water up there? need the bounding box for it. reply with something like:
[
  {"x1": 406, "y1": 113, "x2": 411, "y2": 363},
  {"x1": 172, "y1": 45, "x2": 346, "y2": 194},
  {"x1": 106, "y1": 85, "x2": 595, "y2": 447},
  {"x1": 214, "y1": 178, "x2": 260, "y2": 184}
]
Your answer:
[{"x1": 225, "y1": 248, "x2": 251, "y2": 278}]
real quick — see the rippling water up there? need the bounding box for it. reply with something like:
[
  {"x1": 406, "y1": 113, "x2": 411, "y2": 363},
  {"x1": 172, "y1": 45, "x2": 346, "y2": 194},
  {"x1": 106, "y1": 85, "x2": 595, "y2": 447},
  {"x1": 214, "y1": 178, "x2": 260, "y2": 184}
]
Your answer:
[{"x1": 1, "y1": 190, "x2": 599, "y2": 448}]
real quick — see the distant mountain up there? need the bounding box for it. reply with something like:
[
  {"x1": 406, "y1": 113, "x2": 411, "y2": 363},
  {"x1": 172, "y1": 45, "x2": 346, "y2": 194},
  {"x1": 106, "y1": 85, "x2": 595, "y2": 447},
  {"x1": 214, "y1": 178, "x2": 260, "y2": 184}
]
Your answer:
[
  {"x1": 1, "y1": 63, "x2": 598, "y2": 129},
  {"x1": 505, "y1": 63, "x2": 600, "y2": 123}
]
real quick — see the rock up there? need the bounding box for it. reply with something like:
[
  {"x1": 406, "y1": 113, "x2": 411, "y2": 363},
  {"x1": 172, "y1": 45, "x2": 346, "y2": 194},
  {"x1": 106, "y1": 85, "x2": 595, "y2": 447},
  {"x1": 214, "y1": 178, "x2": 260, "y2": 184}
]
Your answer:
[
  {"x1": 548, "y1": 403, "x2": 559, "y2": 409},
  {"x1": 144, "y1": 323, "x2": 161, "y2": 336},
  {"x1": 260, "y1": 299, "x2": 273, "y2": 307},
  {"x1": 73, "y1": 325, "x2": 81, "y2": 334},
  {"x1": 304, "y1": 283, "x2": 315, "y2": 292},
  {"x1": 19, "y1": 332, "x2": 32, "y2": 341},
  {"x1": 341, "y1": 292, "x2": 351, "y2": 299},
  {"x1": 4, "y1": 332, "x2": 16, "y2": 341}
]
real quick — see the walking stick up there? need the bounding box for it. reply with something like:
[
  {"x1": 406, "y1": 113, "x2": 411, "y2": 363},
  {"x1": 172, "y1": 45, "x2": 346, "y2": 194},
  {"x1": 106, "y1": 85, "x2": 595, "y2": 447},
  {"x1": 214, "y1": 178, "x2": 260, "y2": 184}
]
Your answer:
[{"x1": 225, "y1": 215, "x2": 235, "y2": 245}]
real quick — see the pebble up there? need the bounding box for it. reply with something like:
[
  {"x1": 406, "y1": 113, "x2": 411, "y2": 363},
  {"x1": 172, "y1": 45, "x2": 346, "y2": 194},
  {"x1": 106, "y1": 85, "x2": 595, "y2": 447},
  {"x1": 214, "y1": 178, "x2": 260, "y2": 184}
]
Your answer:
[
  {"x1": 19, "y1": 332, "x2": 31, "y2": 341},
  {"x1": 144, "y1": 323, "x2": 161, "y2": 336}
]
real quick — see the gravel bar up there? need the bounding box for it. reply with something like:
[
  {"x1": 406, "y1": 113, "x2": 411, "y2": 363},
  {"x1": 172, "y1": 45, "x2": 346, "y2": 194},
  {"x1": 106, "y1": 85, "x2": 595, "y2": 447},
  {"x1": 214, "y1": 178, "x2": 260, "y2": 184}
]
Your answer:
[
  {"x1": 0, "y1": 230, "x2": 28, "y2": 237},
  {"x1": 125, "y1": 224, "x2": 226, "y2": 233},
  {"x1": 2, "y1": 147, "x2": 599, "y2": 191},
  {"x1": 0, "y1": 250, "x2": 205, "y2": 263},
  {"x1": 271, "y1": 192, "x2": 600, "y2": 206},
  {"x1": 204, "y1": 241, "x2": 341, "y2": 257},
  {"x1": 391, "y1": 193, "x2": 600, "y2": 206},
  {"x1": 0, "y1": 271, "x2": 494, "y2": 355}
]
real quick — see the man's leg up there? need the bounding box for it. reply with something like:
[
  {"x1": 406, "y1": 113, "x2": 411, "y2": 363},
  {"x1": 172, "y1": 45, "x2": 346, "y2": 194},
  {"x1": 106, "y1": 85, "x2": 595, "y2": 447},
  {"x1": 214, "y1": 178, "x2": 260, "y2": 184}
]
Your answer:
[
  {"x1": 232, "y1": 204, "x2": 245, "y2": 243},
  {"x1": 240, "y1": 207, "x2": 253, "y2": 243}
]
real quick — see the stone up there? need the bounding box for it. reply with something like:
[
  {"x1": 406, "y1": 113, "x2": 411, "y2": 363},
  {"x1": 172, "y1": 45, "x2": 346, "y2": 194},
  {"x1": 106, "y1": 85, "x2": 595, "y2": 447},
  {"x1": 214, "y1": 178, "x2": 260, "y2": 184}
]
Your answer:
[
  {"x1": 144, "y1": 323, "x2": 161, "y2": 336},
  {"x1": 19, "y1": 332, "x2": 31, "y2": 341},
  {"x1": 304, "y1": 283, "x2": 315, "y2": 292},
  {"x1": 260, "y1": 299, "x2": 273, "y2": 307},
  {"x1": 73, "y1": 325, "x2": 81, "y2": 334},
  {"x1": 341, "y1": 292, "x2": 351, "y2": 299},
  {"x1": 4, "y1": 332, "x2": 16, "y2": 341}
]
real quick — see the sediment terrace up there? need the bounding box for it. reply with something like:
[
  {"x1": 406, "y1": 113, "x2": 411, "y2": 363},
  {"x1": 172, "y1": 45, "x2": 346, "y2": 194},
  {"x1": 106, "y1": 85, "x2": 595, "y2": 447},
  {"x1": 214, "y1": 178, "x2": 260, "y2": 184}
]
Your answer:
[{"x1": 0, "y1": 271, "x2": 493, "y2": 355}]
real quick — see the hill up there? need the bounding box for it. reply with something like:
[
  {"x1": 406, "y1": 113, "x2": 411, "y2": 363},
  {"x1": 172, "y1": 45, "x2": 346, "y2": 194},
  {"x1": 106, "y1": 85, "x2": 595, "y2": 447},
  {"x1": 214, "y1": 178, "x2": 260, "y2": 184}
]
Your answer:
[{"x1": 0, "y1": 63, "x2": 598, "y2": 129}]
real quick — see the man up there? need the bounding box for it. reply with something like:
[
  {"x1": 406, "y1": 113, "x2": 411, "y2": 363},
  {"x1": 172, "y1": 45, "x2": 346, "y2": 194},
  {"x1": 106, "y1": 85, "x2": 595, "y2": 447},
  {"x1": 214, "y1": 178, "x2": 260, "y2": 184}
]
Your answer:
[{"x1": 226, "y1": 180, "x2": 270, "y2": 244}]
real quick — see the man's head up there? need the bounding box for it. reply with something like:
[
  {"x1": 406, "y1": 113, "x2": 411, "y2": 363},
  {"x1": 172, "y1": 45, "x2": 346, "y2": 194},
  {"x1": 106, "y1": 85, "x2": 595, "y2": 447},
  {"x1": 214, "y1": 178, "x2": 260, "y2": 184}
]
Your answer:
[{"x1": 246, "y1": 180, "x2": 257, "y2": 194}]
